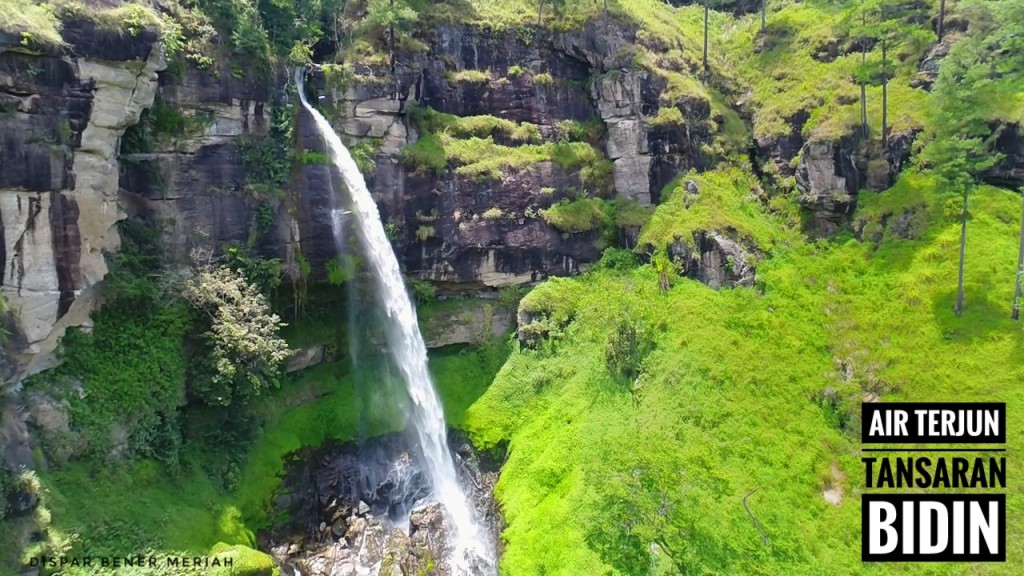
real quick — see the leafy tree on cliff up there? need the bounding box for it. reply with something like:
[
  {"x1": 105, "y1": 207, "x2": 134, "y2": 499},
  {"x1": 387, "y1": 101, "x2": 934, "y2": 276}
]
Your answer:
[
  {"x1": 183, "y1": 264, "x2": 291, "y2": 406},
  {"x1": 363, "y1": 0, "x2": 419, "y2": 68}
]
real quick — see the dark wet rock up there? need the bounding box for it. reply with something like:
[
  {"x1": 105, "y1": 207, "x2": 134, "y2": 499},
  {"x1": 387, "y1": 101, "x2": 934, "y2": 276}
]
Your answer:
[
  {"x1": 260, "y1": 432, "x2": 500, "y2": 576},
  {"x1": 986, "y1": 123, "x2": 1024, "y2": 188}
]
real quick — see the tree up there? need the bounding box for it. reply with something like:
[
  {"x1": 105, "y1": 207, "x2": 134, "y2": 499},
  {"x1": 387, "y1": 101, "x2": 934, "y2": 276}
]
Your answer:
[
  {"x1": 917, "y1": 34, "x2": 1004, "y2": 316},
  {"x1": 924, "y1": 139, "x2": 978, "y2": 317},
  {"x1": 937, "y1": 0, "x2": 946, "y2": 41},
  {"x1": 850, "y1": 4, "x2": 873, "y2": 138},
  {"x1": 1014, "y1": 186, "x2": 1024, "y2": 320},
  {"x1": 605, "y1": 314, "x2": 654, "y2": 383},
  {"x1": 761, "y1": 0, "x2": 766, "y2": 34},
  {"x1": 183, "y1": 265, "x2": 291, "y2": 406},
  {"x1": 702, "y1": 0, "x2": 710, "y2": 73},
  {"x1": 538, "y1": 0, "x2": 566, "y2": 25},
  {"x1": 363, "y1": 0, "x2": 418, "y2": 68}
]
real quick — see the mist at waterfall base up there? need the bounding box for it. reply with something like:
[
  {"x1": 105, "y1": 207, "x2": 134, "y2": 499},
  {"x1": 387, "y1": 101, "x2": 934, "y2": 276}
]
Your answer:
[{"x1": 296, "y1": 71, "x2": 496, "y2": 575}]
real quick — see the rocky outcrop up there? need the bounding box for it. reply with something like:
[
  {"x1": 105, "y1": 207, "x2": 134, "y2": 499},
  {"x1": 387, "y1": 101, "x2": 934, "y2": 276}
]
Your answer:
[
  {"x1": 302, "y1": 21, "x2": 716, "y2": 287},
  {"x1": 118, "y1": 64, "x2": 273, "y2": 262},
  {"x1": 795, "y1": 140, "x2": 860, "y2": 235},
  {"x1": 2, "y1": 17, "x2": 725, "y2": 374},
  {"x1": 285, "y1": 345, "x2": 325, "y2": 373},
  {"x1": 0, "y1": 26, "x2": 164, "y2": 379},
  {"x1": 419, "y1": 299, "x2": 516, "y2": 348},
  {"x1": 262, "y1": 433, "x2": 501, "y2": 576},
  {"x1": 987, "y1": 123, "x2": 1024, "y2": 188},
  {"x1": 592, "y1": 71, "x2": 654, "y2": 205},
  {"x1": 668, "y1": 231, "x2": 757, "y2": 289}
]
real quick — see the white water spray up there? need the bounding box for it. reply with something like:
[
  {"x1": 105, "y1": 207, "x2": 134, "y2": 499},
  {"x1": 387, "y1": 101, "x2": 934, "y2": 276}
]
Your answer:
[{"x1": 296, "y1": 71, "x2": 494, "y2": 574}]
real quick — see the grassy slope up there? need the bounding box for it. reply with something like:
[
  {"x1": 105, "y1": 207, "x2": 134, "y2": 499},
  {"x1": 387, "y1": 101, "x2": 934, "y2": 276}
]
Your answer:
[
  {"x1": 466, "y1": 173, "x2": 1024, "y2": 575},
  {"x1": 724, "y1": 0, "x2": 933, "y2": 142}
]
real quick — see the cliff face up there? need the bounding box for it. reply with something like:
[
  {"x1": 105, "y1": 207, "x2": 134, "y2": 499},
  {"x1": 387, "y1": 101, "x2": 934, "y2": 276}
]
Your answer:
[
  {"x1": 3, "y1": 17, "x2": 714, "y2": 376},
  {"x1": 123, "y1": 20, "x2": 717, "y2": 291},
  {"x1": 0, "y1": 25, "x2": 164, "y2": 378},
  {"x1": 308, "y1": 21, "x2": 713, "y2": 288},
  {"x1": 9, "y1": 12, "x2": 1002, "y2": 376}
]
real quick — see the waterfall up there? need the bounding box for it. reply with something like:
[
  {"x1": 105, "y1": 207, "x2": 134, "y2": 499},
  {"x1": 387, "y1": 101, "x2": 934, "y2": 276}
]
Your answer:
[{"x1": 296, "y1": 70, "x2": 494, "y2": 574}]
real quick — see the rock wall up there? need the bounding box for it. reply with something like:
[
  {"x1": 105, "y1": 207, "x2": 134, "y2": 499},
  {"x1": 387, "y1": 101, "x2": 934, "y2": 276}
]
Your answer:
[
  {"x1": 0, "y1": 26, "x2": 164, "y2": 379},
  {"x1": 310, "y1": 21, "x2": 712, "y2": 287},
  {"x1": 0, "y1": 18, "x2": 723, "y2": 375},
  {"x1": 118, "y1": 64, "x2": 274, "y2": 261},
  {"x1": 758, "y1": 126, "x2": 915, "y2": 236}
]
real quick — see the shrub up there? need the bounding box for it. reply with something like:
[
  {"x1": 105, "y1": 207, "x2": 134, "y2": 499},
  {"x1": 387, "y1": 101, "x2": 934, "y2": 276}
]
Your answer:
[
  {"x1": 482, "y1": 207, "x2": 504, "y2": 220},
  {"x1": 416, "y1": 225, "x2": 436, "y2": 241},
  {"x1": 410, "y1": 279, "x2": 437, "y2": 304},
  {"x1": 541, "y1": 198, "x2": 607, "y2": 233},
  {"x1": 648, "y1": 106, "x2": 686, "y2": 127},
  {"x1": 533, "y1": 72, "x2": 555, "y2": 86},
  {"x1": 401, "y1": 133, "x2": 447, "y2": 174},
  {"x1": 605, "y1": 314, "x2": 655, "y2": 383},
  {"x1": 448, "y1": 69, "x2": 492, "y2": 84},
  {"x1": 595, "y1": 248, "x2": 639, "y2": 272}
]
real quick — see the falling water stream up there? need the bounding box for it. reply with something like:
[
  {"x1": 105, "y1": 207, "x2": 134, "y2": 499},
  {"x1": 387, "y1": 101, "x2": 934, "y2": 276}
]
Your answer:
[{"x1": 296, "y1": 70, "x2": 495, "y2": 575}]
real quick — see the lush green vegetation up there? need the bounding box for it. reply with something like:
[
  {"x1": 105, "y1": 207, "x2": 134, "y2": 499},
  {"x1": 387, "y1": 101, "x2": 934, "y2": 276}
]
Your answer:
[
  {"x1": 466, "y1": 171, "x2": 1024, "y2": 574},
  {"x1": 6, "y1": 311, "x2": 508, "y2": 575},
  {"x1": 640, "y1": 167, "x2": 793, "y2": 252},
  {"x1": 402, "y1": 105, "x2": 612, "y2": 188},
  {"x1": 0, "y1": 0, "x2": 62, "y2": 47}
]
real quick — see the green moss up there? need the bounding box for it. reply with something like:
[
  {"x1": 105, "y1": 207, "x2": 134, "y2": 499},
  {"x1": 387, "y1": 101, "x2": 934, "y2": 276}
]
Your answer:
[
  {"x1": 402, "y1": 133, "x2": 448, "y2": 174},
  {"x1": 403, "y1": 105, "x2": 611, "y2": 182},
  {"x1": 541, "y1": 198, "x2": 607, "y2": 233},
  {"x1": 207, "y1": 543, "x2": 279, "y2": 576},
  {"x1": 448, "y1": 69, "x2": 492, "y2": 84},
  {"x1": 409, "y1": 106, "x2": 543, "y2": 143},
  {"x1": 647, "y1": 107, "x2": 686, "y2": 127}
]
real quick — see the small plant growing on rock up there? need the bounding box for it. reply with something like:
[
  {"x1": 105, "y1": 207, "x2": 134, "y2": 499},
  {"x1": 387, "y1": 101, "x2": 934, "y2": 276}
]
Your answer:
[
  {"x1": 416, "y1": 225, "x2": 436, "y2": 241},
  {"x1": 483, "y1": 207, "x2": 504, "y2": 220},
  {"x1": 533, "y1": 72, "x2": 555, "y2": 86},
  {"x1": 448, "y1": 69, "x2": 491, "y2": 84}
]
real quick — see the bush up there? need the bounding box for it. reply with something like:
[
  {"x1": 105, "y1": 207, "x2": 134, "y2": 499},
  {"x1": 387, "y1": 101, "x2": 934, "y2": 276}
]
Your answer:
[
  {"x1": 604, "y1": 315, "x2": 655, "y2": 383},
  {"x1": 541, "y1": 198, "x2": 607, "y2": 233},
  {"x1": 51, "y1": 221, "x2": 189, "y2": 460},
  {"x1": 410, "y1": 279, "x2": 437, "y2": 304},
  {"x1": 594, "y1": 248, "x2": 638, "y2": 272},
  {"x1": 401, "y1": 133, "x2": 448, "y2": 174},
  {"x1": 448, "y1": 69, "x2": 492, "y2": 84}
]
